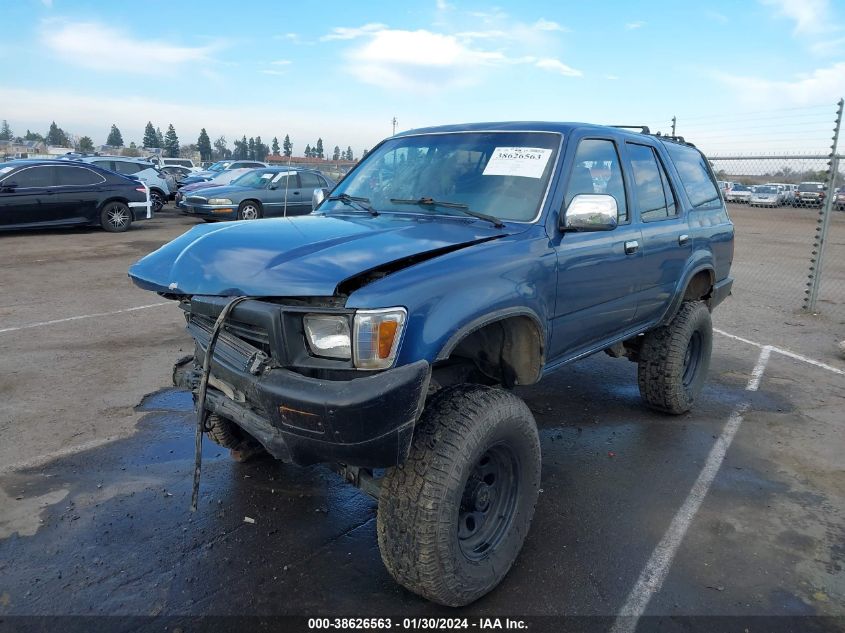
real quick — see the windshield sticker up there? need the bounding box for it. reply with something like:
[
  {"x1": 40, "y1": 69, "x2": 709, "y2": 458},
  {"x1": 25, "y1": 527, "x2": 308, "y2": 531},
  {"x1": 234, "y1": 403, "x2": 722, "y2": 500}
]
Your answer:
[
  {"x1": 482, "y1": 147, "x2": 553, "y2": 179},
  {"x1": 271, "y1": 172, "x2": 291, "y2": 182},
  {"x1": 260, "y1": 173, "x2": 274, "y2": 179}
]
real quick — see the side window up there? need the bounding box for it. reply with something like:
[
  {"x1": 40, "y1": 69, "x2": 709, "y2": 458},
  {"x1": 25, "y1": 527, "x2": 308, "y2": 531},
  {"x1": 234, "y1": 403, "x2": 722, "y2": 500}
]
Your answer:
[
  {"x1": 663, "y1": 142, "x2": 721, "y2": 209},
  {"x1": 115, "y1": 161, "x2": 143, "y2": 175},
  {"x1": 12, "y1": 166, "x2": 56, "y2": 188},
  {"x1": 564, "y1": 138, "x2": 628, "y2": 222},
  {"x1": 627, "y1": 143, "x2": 677, "y2": 221},
  {"x1": 298, "y1": 172, "x2": 323, "y2": 189},
  {"x1": 57, "y1": 166, "x2": 104, "y2": 186},
  {"x1": 92, "y1": 160, "x2": 113, "y2": 171}
]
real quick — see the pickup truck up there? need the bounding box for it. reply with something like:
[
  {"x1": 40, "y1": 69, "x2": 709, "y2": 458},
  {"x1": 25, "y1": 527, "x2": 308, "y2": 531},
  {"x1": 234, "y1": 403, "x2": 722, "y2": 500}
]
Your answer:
[{"x1": 129, "y1": 122, "x2": 734, "y2": 607}]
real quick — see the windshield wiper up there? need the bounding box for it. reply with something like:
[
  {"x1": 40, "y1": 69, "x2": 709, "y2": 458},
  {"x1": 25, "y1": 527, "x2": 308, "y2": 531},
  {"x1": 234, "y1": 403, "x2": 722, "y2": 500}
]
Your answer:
[
  {"x1": 389, "y1": 197, "x2": 504, "y2": 228},
  {"x1": 328, "y1": 193, "x2": 379, "y2": 216}
]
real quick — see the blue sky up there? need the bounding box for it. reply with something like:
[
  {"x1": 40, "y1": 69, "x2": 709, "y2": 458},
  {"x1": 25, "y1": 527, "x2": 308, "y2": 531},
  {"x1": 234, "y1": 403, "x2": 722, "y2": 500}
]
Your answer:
[{"x1": 2, "y1": 0, "x2": 844, "y2": 155}]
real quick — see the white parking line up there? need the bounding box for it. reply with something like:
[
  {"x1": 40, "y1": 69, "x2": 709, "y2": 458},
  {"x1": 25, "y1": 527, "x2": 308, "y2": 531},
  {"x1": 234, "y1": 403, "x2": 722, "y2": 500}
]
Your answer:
[
  {"x1": 610, "y1": 345, "x2": 772, "y2": 633},
  {"x1": 714, "y1": 328, "x2": 844, "y2": 376},
  {"x1": 0, "y1": 302, "x2": 171, "y2": 334}
]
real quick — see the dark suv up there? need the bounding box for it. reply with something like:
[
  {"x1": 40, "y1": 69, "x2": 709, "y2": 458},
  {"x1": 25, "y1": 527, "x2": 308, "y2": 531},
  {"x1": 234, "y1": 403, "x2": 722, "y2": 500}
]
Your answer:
[
  {"x1": 130, "y1": 122, "x2": 734, "y2": 606},
  {"x1": 795, "y1": 181, "x2": 827, "y2": 207}
]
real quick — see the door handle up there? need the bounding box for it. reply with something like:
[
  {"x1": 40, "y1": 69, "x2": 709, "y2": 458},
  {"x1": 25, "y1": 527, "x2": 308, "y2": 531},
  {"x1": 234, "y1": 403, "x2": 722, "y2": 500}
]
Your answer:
[
  {"x1": 624, "y1": 240, "x2": 639, "y2": 255},
  {"x1": 678, "y1": 234, "x2": 690, "y2": 246}
]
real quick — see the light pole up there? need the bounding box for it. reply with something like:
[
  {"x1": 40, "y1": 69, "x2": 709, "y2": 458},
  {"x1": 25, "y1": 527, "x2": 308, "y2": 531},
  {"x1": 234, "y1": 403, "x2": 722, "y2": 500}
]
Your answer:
[{"x1": 392, "y1": 117, "x2": 398, "y2": 136}]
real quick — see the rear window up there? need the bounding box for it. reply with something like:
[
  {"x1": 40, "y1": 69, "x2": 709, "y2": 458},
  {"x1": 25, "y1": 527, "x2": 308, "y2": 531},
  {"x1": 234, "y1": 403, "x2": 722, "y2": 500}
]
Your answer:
[
  {"x1": 798, "y1": 183, "x2": 824, "y2": 192},
  {"x1": 57, "y1": 166, "x2": 104, "y2": 186},
  {"x1": 662, "y1": 142, "x2": 721, "y2": 209}
]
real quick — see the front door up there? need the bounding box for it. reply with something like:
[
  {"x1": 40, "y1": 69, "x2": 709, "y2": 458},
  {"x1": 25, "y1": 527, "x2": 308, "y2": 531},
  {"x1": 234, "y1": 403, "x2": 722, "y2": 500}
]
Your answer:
[
  {"x1": 548, "y1": 137, "x2": 643, "y2": 361},
  {"x1": 0, "y1": 165, "x2": 57, "y2": 227}
]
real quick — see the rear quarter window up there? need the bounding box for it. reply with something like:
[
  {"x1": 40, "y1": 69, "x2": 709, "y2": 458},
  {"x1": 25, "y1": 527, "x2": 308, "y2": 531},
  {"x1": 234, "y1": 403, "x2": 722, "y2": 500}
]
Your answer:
[{"x1": 663, "y1": 143, "x2": 721, "y2": 209}]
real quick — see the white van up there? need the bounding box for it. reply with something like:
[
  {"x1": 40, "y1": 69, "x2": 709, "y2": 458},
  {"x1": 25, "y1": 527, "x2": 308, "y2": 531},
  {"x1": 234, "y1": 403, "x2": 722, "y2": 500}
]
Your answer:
[{"x1": 162, "y1": 158, "x2": 200, "y2": 172}]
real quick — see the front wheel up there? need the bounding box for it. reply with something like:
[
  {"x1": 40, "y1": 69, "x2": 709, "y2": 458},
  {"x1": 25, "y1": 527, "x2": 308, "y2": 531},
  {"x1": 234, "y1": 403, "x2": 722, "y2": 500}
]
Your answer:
[
  {"x1": 150, "y1": 190, "x2": 165, "y2": 213},
  {"x1": 377, "y1": 385, "x2": 541, "y2": 607},
  {"x1": 100, "y1": 201, "x2": 132, "y2": 232},
  {"x1": 237, "y1": 200, "x2": 262, "y2": 220},
  {"x1": 637, "y1": 300, "x2": 713, "y2": 414}
]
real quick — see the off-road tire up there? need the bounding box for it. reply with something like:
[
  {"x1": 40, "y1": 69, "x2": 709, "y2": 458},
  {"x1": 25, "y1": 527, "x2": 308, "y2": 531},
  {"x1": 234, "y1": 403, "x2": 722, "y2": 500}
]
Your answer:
[
  {"x1": 237, "y1": 200, "x2": 262, "y2": 220},
  {"x1": 377, "y1": 385, "x2": 541, "y2": 607},
  {"x1": 205, "y1": 413, "x2": 243, "y2": 449},
  {"x1": 637, "y1": 300, "x2": 712, "y2": 414}
]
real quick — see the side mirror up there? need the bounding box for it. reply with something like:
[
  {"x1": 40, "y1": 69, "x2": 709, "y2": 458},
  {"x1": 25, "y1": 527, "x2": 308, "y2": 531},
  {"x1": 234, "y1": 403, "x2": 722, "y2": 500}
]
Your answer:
[
  {"x1": 561, "y1": 194, "x2": 618, "y2": 232},
  {"x1": 312, "y1": 187, "x2": 330, "y2": 209}
]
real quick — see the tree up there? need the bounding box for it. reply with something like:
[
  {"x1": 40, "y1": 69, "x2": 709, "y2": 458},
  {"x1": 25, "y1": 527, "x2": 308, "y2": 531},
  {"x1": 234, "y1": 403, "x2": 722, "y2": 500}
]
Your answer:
[
  {"x1": 45, "y1": 121, "x2": 70, "y2": 146},
  {"x1": 106, "y1": 124, "x2": 124, "y2": 147},
  {"x1": 143, "y1": 122, "x2": 158, "y2": 148},
  {"x1": 155, "y1": 126, "x2": 164, "y2": 148},
  {"x1": 304, "y1": 144, "x2": 312, "y2": 158},
  {"x1": 315, "y1": 138, "x2": 324, "y2": 159},
  {"x1": 213, "y1": 135, "x2": 229, "y2": 160},
  {"x1": 197, "y1": 128, "x2": 212, "y2": 161},
  {"x1": 254, "y1": 136, "x2": 268, "y2": 161},
  {"x1": 248, "y1": 137, "x2": 256, "y2": 160},
  {"x1": 272, "y1": 136, "x2": 280, "y2": 156},
  {"x1": 163, "y1": 124, "x2": 179, "y2": 158},
  {"x1": 362, "y1": 148, "x2": 369, "y2": 158},
  {"x1": 283, "y1": 134, "x2": 292, "y2": 157},
  {"x1": 332, "y1": 145, "x2": 340, "y2": 161},
  {"x1": 78, "y1": 136, "x2": 94, "y2": 153},
  {"x1": 24, "y1": 130, "x2": 44, "y2": 142},
  {"x1": 345, "y1": 146, "x2": 353, "y2": 161},
  {"x1": 0, "y1": 120, "x2": 12, "y2": 141}
]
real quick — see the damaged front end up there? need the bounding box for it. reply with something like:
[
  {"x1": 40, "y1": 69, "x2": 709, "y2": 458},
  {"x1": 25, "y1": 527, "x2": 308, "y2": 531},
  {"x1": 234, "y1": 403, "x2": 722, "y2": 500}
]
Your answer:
[{"x1": 172, "y1": 295, "x2": 430, "y2": 468}]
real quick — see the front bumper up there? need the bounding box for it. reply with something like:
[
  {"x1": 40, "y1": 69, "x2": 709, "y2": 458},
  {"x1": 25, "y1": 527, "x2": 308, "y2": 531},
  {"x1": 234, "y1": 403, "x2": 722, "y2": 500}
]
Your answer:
[
  {"x1": 176, "y1": 343, "x2": 431, "y2": 469},
  {"x1": 180, "y1": 203, "x2": 237, "y2": 219}
]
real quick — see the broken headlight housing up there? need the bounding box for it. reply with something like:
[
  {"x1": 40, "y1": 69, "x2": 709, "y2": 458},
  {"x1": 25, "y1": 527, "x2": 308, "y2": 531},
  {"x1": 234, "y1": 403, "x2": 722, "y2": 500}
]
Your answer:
[{"x1": 302, "y1": 308, "x2": 406, "y2": 370}]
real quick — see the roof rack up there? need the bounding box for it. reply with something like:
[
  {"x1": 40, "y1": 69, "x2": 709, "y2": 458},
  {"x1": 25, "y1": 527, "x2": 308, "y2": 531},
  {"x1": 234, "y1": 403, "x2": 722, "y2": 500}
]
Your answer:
[
  {"x1": 611, "y1": 125, "x2": 651, "y2": 134},
  {"x1": 653, "y1": 131, "x2": 696, "y2": 147}
]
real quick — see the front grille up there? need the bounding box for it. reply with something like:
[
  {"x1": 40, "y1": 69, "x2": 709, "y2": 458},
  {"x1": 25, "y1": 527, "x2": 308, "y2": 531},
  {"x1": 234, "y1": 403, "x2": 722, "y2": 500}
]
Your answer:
[
  {"x1": 192, "y1": 315, "x2": 271, "y2": 357},
  {"x1": 187, "y1": 196, "x2": 207, "y2": 204}
]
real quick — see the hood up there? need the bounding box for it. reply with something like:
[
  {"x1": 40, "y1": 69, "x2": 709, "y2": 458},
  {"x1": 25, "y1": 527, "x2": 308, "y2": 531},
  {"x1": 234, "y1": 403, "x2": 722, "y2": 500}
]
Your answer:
[
  {"x1": 187, "y1": 184, "x2": 251, "y2": 198},
  {"x1": 181, "y1": 181, "x2": 224, "y2": 194},
  {"x1": 129, "y1": 213, "x2": 519, "y2": 297}
]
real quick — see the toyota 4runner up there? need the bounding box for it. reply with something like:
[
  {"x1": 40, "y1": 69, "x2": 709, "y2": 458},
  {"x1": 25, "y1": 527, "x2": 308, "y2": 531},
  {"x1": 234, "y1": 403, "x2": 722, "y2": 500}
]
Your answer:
[{"x1": 129, "y1": 122, "x2": 734, "y2": 606}]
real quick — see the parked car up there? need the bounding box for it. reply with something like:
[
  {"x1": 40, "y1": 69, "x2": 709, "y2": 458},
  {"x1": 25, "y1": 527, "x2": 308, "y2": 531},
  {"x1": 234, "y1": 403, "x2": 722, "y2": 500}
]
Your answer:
[
  {"x1": 179, "y1": 167, "x2": 335, "y2": 220},
  {"x1": 70, "y1": 156, "x2": 172, "y2": 212},
  {"x1": 749, "y1": 185, "x2": 780, "y2": 207},
  {"x1": 130, "y1": 122, "x2": 734, "y2": 606},
  {"x1": 159, "y1": 165, "x2": 193, "y2": 191},
  {"x1": 795, "y1": 182, "x2": 827, "y2": 207},
  {"x1": 174, "y1": 168, "x2": 254, "y2": 207},
  {"x1": 725, "y1": 183, "x2": 752, "y2": 203},
  {"x1": 181, "y1": 160, "x2": 269, "y2": 186},
  {"x1": 0, "y1": 159, "x2": 151, "y2": 232},
  {"x1": 833, "y1": 187, "x2": 845, "y2": 211},
  {"x1": 162, "y1": 157, "x2": 200, "y2": 172}
]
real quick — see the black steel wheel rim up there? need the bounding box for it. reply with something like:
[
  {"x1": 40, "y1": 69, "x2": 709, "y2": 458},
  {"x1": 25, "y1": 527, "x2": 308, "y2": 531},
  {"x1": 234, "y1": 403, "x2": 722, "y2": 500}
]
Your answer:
[
  {"x1": 682, "y1": 330, "x2": 702, "y2": 388},
  {"x1": 457, "y1": 443, "x2": 520, "y2": 560},
  {"x1": 106, "y1": 204, "x2": 129, "y2": 229}
]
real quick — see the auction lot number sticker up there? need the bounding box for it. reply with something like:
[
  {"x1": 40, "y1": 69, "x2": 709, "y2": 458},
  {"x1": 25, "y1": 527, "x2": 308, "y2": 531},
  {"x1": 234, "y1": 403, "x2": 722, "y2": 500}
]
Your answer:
[{"x1": 482, "y1": 147, "x2": 552, "y2": 179}]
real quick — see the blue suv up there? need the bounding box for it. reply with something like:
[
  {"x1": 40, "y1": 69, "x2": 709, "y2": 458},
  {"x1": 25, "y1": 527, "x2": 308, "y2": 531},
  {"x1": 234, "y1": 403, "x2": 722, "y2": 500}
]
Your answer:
[{"x1": 130, "y1": 122, "x2": 734, "y2": 606}]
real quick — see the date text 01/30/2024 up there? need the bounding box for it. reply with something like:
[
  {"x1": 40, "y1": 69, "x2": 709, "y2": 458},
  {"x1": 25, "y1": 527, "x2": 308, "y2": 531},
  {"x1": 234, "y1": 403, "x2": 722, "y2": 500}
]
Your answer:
[{"x1": 307, "y1": 617, "x2": 528, "y2": 630}]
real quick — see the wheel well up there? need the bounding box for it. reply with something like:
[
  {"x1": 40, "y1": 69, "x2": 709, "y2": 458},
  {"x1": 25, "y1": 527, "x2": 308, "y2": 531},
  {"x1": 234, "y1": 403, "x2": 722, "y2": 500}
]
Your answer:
[
  {"x1": 438, "y1": 316, "x2": 544, "y2": 388},
  {"x1": 240, "y1": 199, "x2": 262, "y2": 209},
  {"x1": 149, "y1": 187, "x2": 165, "y2": 196},
  {"x1": 683, "y1": 269, "x2": 714, "y2": 303}
]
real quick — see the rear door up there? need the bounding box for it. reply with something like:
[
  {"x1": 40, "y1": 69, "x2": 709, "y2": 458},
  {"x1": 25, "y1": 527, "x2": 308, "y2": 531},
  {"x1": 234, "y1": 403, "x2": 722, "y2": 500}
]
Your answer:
[
  {"x1": 626, "y1": 142, "x2": 692, "y2": 325},
  {"x1": 548, "y1": 135, "x2": 643, "y2": 359},
  {"x1": 53, "y1": 165, "x2": 106, "y2": 223}
]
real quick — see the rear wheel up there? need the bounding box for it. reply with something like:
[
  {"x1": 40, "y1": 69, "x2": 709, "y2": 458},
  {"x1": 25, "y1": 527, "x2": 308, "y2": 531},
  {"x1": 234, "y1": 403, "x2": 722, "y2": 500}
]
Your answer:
[
  {"x1": 237, "y1": 200, "x2": 262, "y2": 220},
  {"x1": 150, "y1": 189, "x2": 165, "y2": 213},
  {"x1": 637, "y1": 300, "x2": 712, "y2": 414},
  {"x1": 100, "y1": 201, "x2": 132, "y2": 232},
  {"x1": 377, "y1": 385, "x2": 541, "y2": 606}
]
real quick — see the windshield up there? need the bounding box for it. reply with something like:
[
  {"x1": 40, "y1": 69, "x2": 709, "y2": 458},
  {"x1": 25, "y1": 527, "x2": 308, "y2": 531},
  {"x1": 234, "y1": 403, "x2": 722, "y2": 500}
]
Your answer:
[
  {"x1": 757, "y1": 186, "x2": 776, "y2": 194},
  {"x1": 798, "y1": 183, "x2": 823, "y2": 192},
  {"x1": 322, "y1": 131, "x2": 561, "y2": 222},
  {"x1": 733, "y1": 185, "x2": 749, "y2": 191},
  {"x1": 207, "y1": 161, "x2": 231, "y2": 172},
  {"x1": 231, "y1": 169, "x2": 289, "y2": 188}
]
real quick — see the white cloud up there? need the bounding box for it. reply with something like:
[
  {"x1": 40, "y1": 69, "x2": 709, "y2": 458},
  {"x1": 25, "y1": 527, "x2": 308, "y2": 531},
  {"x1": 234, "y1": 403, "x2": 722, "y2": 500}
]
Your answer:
[
  {"x1": 605, "y1": 74, "x2": 620, "y2": 80},
  {"x1": 535, "y1": 58, "x2": 582, "y2": 76},
  {"x1": 320, "y1": 23, "x2": 387, "y2": 41},
  {"x1": 275, "y1": 32, "x2": 299, "y2": 41},
  {"x1": 625, "y1": 21, "x2": 646, "y2": 30},
  {"x1": 40, "y1": 19, "x2": 221, "y2": 73},
  {"x1": 41, "y1": 0, "x2": 53, "y2": 7},
  {"x1": 435, "y1": 0, "x2": 453, "y2": 10},
  {"x1": 715, "y1": 61, "x2": 845, "y2": 106},
  {"x1": 270, "y1": 59, "x2": 292, "y2": 66},
  {"x1": 532, "y1": 18, "x2": 566, "y2": 32},
  {"x1": 759, "y1": 0, "x2": 831, "y2": 34},
  {"x1": 261, "y1": 70, "x2": 287, "y2": 76}
]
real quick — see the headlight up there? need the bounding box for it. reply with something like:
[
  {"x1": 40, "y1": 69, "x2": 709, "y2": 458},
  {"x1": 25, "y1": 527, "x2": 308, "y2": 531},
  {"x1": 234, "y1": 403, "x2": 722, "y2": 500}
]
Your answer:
[
  {"x1": 208, "y1": 198, "x2": 233, "y2": 205},
  {"x1": 353, "y1": 308, "x2": 406, "y2": 370},
  {"x1": 303, "y1": 314, "x2": 351, "y2": 359}
]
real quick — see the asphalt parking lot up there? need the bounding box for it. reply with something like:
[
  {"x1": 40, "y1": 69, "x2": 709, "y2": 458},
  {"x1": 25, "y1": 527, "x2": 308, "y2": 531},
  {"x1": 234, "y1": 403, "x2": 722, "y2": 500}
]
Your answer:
[{"x1": 0, "y1": 204, "x2": 843, "y2": 630}]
